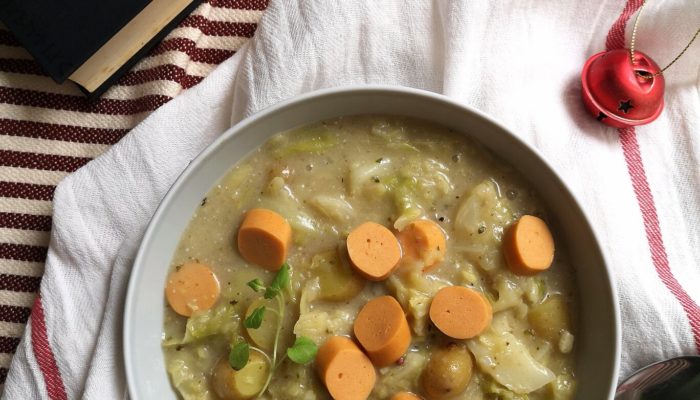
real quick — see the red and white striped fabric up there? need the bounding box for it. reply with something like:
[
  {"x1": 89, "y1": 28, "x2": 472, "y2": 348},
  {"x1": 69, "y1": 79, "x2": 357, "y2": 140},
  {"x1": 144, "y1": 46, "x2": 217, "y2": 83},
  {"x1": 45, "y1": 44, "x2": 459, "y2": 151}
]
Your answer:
[{"x1": 0, "y1": 0, "x2": 266, "y2": 394}]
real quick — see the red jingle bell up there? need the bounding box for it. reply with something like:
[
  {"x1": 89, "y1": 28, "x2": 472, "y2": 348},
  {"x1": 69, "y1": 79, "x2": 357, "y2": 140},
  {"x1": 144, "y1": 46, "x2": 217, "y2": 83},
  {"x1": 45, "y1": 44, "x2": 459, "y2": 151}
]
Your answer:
[{"x1": 581, "y1": 49, "x2": 665, "y2": 128}]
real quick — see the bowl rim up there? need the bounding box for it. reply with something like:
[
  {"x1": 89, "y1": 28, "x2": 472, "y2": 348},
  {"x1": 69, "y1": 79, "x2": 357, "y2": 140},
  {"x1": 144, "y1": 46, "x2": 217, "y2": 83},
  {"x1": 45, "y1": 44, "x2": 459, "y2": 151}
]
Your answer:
[{"x1": 123, "y1": 84, "x2": 621, "y2": 399}]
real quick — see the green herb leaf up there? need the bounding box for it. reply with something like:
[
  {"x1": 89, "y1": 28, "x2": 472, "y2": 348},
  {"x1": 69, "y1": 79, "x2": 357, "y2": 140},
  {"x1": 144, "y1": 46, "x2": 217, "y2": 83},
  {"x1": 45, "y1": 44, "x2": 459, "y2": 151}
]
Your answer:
[
  {"x1": 264, "y1": 263, "x2": 290, "y2": 299},
  {"x1": 287, "y1": 336, "x2": 318, "y2": 365},
  {"x1": 244, "y1": 305, "x2": 266, "y2": 329},
  {"x1": 247, "y1": 278, "x2": 265, "y2": 293},
  {"x1": 229, "y1": 342, "x2": 250, "y2": 370},
  {"x1": 263, "y1": 288, "x2": 276, "y2": 299}
]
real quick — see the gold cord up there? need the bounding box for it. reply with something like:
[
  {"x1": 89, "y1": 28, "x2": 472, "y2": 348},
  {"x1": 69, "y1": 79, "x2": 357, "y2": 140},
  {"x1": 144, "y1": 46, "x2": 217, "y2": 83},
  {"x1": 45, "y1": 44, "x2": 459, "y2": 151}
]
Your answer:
[{"x1": 630, "y1": 0, "x2": 700, "y2": 78}]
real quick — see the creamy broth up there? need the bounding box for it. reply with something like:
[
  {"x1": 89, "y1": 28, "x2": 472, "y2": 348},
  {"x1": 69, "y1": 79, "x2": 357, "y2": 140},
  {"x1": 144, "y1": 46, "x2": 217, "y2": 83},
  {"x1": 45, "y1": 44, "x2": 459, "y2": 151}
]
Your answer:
[{"x1": 162, "y1": 116, "x2": 577, "y2": 400}]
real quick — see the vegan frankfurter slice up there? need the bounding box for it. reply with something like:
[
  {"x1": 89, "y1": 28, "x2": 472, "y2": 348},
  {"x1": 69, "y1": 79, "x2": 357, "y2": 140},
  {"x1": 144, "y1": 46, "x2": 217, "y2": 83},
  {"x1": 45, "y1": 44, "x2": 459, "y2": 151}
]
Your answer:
[
  {"x1": 503, "y1": 215, "x2": 555, "y2": 276},
  {"x1": 346, "y1": 221, "x2": 402, "y2": 281},
  {"x1": 237, "y1": 208, "x2": 292, "y2": 271},
  {"x1": 429, "y1": 286, "x2": 492, "y2": 339},
  {"x1": 397, "y1": 219, "x2": 446, "y2": 272},
  {"x1": 316, "y1": 336, "x2": 376, "y2": 400},
  {"x1": 353, "y1": 296, "x2": 411, "y2": 367},
  {"x1": 165, "y1": 263, "x2": 220, "y2": 317}
]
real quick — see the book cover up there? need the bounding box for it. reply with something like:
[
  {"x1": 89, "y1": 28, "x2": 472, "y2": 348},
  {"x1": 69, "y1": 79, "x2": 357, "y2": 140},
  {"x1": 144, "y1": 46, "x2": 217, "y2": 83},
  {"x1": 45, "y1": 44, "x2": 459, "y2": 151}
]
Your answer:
[{"x1": 0, "y1": 0, "x2": 151, "y2": 83}]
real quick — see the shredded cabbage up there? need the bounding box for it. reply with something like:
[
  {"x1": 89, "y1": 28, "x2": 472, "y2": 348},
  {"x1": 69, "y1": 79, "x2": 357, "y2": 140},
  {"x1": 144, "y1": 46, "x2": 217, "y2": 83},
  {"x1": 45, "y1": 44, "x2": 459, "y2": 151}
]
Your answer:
[
  {"x1": 483, "y1": 379, "x2": 530, "y2": 400},
  {"x1": 491, "y1": 274, "x2": 525, "y2": 313},
  {"x1": 294, "y1": 279, "x2": 354, "y2": 345},
  {"x1": 549, "y1": 372, "x2": 576, "y2": 400},
  {"x1": 468, "y1": 326, "x2": 555, "y2": 394},
  {"x1": 371, "y1": 119, "x2": 408, "y2": 141},
  {"x1": 309, "y1": 195, "x2": 354, "y2": 222},
  {"x1": 165, "y1": 303, "x2": 240, "y2": 345},
  {"x1": 454, "y1": 179, "x2": 513, "y2": 271},
  {"x1": 348, "y1": 161, "x2": 392, "y2": 194},
  {"x1": 268, "y1": 126, "x2": 338, "y2": 158},
  {"x1": 387, "y1": 272, "x2": 447, "y2": 336},
  {"x1": 166, "y1": 358, "x2": 210, "y2": 400},
  {"x1": 373, "y1": 352, "x2": 428, "y2": 398},
  {"x1": 293, "y1": 309, "x2": 354, "y2": 346},
  {"x1": 259, "y1": 176, "x2": 322, "y2": 244},
  {"x1": 221, "y1": 163, "x2": 255, "y2": 207},
  {"x1": 454, "y1": 179, "x2": 511, "y2": 239}
]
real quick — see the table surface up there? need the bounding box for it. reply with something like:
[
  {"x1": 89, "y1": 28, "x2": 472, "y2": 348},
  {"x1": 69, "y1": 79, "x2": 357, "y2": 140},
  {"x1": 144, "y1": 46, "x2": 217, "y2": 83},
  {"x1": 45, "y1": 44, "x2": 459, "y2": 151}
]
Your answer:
[{"x1": 0, "y1": 0, "x2": 267, "y2": 391}]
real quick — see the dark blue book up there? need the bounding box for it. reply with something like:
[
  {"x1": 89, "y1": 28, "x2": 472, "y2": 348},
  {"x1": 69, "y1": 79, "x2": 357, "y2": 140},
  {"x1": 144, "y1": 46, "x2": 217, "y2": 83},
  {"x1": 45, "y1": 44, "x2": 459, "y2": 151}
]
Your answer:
[{"x1": 0, "y1": 0, "x2": 202, "y2": 97}]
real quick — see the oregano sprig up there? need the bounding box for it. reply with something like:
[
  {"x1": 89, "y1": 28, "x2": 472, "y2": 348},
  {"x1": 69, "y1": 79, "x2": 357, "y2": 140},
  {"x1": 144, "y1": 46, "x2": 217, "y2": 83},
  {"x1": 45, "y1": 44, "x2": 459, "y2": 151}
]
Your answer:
[
  {"x1": 244, "y1": 305, "x2": 266, "y2": 329},
  {"x1": 287, "y1": 336, "x2": 318, "y2": 364},
  {"x1": 228, "y1": 262, "x2": 317, "y2": 396},
  {"x1": 229, "y1": 342, "x2": 250, "y2": 371}
]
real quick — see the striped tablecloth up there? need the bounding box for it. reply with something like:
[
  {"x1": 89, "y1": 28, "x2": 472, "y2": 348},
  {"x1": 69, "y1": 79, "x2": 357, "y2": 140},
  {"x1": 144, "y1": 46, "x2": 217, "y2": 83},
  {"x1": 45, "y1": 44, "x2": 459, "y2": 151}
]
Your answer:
[{"x1": 0, "y1": 0, "x2": 266, "y2": 391}]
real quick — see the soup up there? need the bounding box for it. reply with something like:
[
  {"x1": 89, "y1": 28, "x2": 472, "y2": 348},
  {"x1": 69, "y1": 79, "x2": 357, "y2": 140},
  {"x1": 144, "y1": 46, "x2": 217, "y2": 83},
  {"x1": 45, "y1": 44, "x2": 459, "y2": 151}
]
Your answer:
[{"x1": 162, "y1": 116, "x2": 577, "y2": 400}]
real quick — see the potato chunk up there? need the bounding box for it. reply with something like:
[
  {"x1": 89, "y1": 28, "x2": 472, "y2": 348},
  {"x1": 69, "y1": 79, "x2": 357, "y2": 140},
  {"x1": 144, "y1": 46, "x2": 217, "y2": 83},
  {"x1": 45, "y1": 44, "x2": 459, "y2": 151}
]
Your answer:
[
  {"x1": 244, "y1": 298, "x2": 276, "y2": 351},
  {"x1": 312, "y1": 250, "x2": 365, "y2": 302},
  {"x1": 212, "y1": 352, "x2": 269, "y2": 400},
  {"x1": 528, "y1": 295, "x2": 571, "y2": 342}
]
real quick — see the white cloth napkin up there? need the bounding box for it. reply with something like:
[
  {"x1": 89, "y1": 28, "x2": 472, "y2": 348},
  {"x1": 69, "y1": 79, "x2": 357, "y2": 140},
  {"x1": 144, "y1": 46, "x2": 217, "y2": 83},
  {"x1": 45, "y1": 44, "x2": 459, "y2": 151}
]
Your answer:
[{"x1": 5, "y1": 0, "x2": 699, "y2": 398}]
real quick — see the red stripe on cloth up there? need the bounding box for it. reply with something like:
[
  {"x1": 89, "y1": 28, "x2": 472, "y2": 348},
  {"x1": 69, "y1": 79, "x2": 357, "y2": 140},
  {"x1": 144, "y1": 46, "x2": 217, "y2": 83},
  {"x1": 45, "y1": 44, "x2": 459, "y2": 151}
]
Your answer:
[
  {"x1": 209, "y1": 0, "x2": 268, "y2": 10},
  {"x1": 0, "y1": 59, "x2": 47, "y2": 76},
  {"x1": 605, "y1": 0, "x2": 643, "y2": 51},
  {"x1": 0, "y1": 182, "x2": 54, "y2": 201},
  {"x1": 31, "y1": 296, "x2": 67, "y2": 400},
  {"x1": 0, "y1": 87, "x2": 170, "y2": 115},
  {"x1": 179, "y1": 15, "x2": 257, "y2": 37},
  {"x1": 0, "y1": 305, "x2": 31, "y2": 324},
  {"x1": 0, "y1": 243, "x2": 48, "y2": 263},
  {"x1": 0, "y1": 119, "x2": 128, "y2": 145},
  {"x1": 619, "y1": 130, "x2": 700, "y2": 350},
  {"x1": 605, "y1": 0, "x2": 700, "y2": 351},
  {"x1": 0, "y1": 30, "x2": 21, "y2": 47},
  {"x1": 151, "y1": 37, "x2": 235, "y2": 65},
  {"x1": 0, "y1": 336, "x2": 21, "y2": 354},
  {"x1": 116, "y1": 64, "x2": 204, "y2": 89},
  {"x1": 0, "y1": 150, "x2": 91, "y2": 173},
  {"x1": 0, "y1": 213, "x2": 52, "y2": 231},
  {"x1": 0, "y1": 59, "x2": 203, "y2": 91},
  {"x1": 0, "y1": 274, "x2": 41, "y2": 292}
]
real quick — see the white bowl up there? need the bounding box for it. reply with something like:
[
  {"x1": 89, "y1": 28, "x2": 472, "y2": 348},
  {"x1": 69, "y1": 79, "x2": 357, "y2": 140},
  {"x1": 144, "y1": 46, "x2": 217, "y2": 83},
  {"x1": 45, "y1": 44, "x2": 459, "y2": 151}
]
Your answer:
[{"x1": 124, "y1": 86, "x2": 620, "y2": 399}]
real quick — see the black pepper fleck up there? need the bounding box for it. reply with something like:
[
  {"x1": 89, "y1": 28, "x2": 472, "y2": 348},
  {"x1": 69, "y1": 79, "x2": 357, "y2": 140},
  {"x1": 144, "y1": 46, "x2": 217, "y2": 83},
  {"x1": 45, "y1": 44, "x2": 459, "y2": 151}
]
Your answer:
[{"x1": 439, "y1": 217, "x2": 445, "y2": 222}]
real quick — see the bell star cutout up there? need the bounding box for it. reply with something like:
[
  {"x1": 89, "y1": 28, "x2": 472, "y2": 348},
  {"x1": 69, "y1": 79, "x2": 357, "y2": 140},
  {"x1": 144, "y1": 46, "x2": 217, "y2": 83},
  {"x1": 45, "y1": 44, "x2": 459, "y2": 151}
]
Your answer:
[{"x1": 581, "y1": 48, "x2": 665, "y2": 128}]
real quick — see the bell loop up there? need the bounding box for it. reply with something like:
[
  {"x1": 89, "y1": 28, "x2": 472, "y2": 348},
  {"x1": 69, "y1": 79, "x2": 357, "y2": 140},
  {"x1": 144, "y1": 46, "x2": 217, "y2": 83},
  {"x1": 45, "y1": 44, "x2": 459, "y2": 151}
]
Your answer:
[{"x1": 635, "y1": 70, "x2": 655, "y2": 82}]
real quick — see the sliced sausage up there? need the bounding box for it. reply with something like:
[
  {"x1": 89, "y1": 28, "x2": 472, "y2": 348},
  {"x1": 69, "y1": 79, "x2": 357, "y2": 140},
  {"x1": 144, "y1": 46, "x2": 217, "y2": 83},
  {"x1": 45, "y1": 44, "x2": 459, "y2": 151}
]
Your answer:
[
  {"x1": 316, "y1": 336, "x2": 376, "y2": 400},
  {"x1": 429, "y1": 286, "x2": 492, "y2": 339},
  {"x1": 165, "y1": 263, "x2": 220, "y2": 317},
  {"x1": 346, "y1": 221, "x2": 402, "y2": 281},
  {"x1": 503, "y1": 215, "x2": 555, "y2": 276},
  {"x1": 237, "y1": 208, "x2": 291, "y2": 271},
  {"x1": 353, "y1": 296, "x2": 411, "y2": 367}
]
